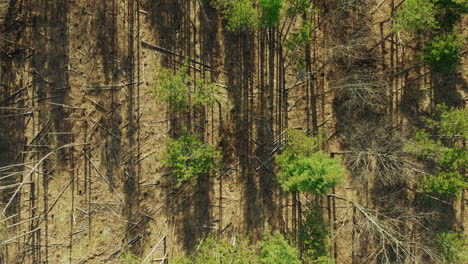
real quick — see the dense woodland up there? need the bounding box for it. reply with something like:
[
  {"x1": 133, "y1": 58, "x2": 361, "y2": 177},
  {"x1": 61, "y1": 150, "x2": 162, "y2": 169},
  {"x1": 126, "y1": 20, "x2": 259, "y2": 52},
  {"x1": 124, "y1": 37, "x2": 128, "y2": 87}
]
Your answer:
[{"x1": 0, "y1": 0, "x2": 466, "y2": 263}]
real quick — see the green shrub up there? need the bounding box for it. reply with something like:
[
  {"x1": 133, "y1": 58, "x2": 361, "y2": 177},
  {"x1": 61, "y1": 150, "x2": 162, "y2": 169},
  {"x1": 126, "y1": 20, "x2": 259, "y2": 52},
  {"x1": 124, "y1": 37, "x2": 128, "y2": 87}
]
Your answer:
[
  {"x1": 217, "y1": 0, "x2": 313, "y2": 31},
  {"x1": 259, "y1": 0, "x2": 283, "y2": 27},
  {"x1": 285, "y1": 21, "x2": 311, "y2": 50},
  {"x1": 423, "y1": 33, "x2": 462, "y2": 72},
  {"x1": 436, "y1": 231, "x2": 468, "y2": 263},
  {"x1": 174, "y1": 232, "x2": 303, "y2": 264},
  {"x1": 193, "y1": 78, "x2": 218, "y2": 107},
  {"x1": 277, "y1": 152, "x2": 344, "y2": 194},
  {"x1": 154, "y1": 65, "x2": 219, "y2": 111},
  {"x1": 154, "y1": 66, "x2": 191, "y2": 112},
  {"x1": 163, "y1": 133, "x2": 220, "y2": 187},
  {"x1": 259, "y1": 231, "x2": 301, "y2": 264},
  {"x1": 405, "y1": 105, "x2": 467, "y2": 198},
  {"x1": 393, "y1": 0, "x2": 439, "y2": 32},
  {"x1": 217, "y1": 0, "x2": 260, "y2": 31},
  {"x1": 276, "y1": 129, "x2": 344, "y2": 195},
  {"x1": 431, "y1": 0, "x2": 467, "y2": 29},
  {"x1": 173, "y1": 236, "x2": 258, "y2": 264},
  {"x1": 300, "y1": 207, "x2": 335, "y2": 264}
]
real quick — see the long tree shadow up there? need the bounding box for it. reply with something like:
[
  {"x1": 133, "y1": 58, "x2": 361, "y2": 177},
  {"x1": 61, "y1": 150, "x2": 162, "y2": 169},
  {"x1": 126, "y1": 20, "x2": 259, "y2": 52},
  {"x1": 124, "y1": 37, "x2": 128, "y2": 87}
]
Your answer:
[
  {"x1": 432, "y1": 71, "x2": 465, "y2": 107},
  {"x1": 0, "y1": 1, "x2": 27, "y2": 215},
  {"x1": 223, "y1": 26, "x2": 262, "y2": 237},
  {"x1": 144, "y1": 0, "x2": 217, "y2": 253},
  {"x1": 93, "y1": 0, "x2": 123, "y2": 188}
]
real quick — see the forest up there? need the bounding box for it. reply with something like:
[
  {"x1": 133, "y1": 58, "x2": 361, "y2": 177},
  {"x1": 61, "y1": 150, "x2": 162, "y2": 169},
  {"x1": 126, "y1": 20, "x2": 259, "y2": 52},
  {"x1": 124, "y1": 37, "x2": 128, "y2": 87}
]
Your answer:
[{"x1": 0, "y1": 0, "x2": 467, "y2": 263}]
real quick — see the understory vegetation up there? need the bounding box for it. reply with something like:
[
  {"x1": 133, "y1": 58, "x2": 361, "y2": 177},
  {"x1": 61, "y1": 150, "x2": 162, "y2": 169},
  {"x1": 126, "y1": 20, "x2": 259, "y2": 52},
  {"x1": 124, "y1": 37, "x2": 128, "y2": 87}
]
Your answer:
[
  {"x1": 406, "y1": 105, "x2": 467, "y2": 198},
  {"x1": 173, "y1": 232, "x2": 301, "y2": 264},
  {"x1": 162, "y1": 132, "x2": 221, "y2": 187}
]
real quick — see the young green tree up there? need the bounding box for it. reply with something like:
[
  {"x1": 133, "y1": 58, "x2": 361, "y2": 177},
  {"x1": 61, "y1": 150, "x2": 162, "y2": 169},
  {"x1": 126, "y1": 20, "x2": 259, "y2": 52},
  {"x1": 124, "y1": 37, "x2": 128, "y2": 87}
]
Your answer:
[
  {"x1": 275, "y1": 129, "x2": 342, "y2": 263},
  {"x1": 405, "y1": 105, "x2": 467, "y2": 198},
  {"x1": 259, "y1": 0, "x2": 283, "y2": 27},
  {"x1": 173, "y1": 236, "x2": 258, "y2": 264},
  {"x1": 217, "y1": 0, "x2": 313, "y2": 31},
  {"x1": 154, "y1": 64, "x2": 219, "y2": 111},
  {"x1": 393, "y1": 0, "x2": 439, "y2": 33},
  {"x1": 174, "y1": 232, "x2": 301, "y2": 264},
  {"x1": 216, "y1": 0, "x2": 260, "y2": 31},
  {"x1": 259, "y1": 231, "x2": 301, "y2": 264},
  {"x1": 276, "y1": 129, "x2": 344, "y2": 195},
  {"x1": 424, "y1": 33, "x2": 462, "y2": 72},
  {"x1": 299, "y1": 207, "x2": 335, "y2": 264},
  {"x1": 162, "y1": 132, "x2": 220, "y2": 187},
  {"x1": 436, "y1": 231, "x2": 468, "y2": 264},
  {"x1": 154, "y1": 65, "x2": 191, "y2": 112},
  {"x1": 393, "y1": 0, "x2": 465, "y2": 72}
]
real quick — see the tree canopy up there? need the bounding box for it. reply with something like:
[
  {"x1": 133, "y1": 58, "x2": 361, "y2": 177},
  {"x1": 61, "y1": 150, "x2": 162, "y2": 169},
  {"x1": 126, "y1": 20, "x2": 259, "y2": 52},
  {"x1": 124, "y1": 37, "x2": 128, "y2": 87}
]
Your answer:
[{"x1": 276, "y1": 129, "x2": 344, "y2": 195}]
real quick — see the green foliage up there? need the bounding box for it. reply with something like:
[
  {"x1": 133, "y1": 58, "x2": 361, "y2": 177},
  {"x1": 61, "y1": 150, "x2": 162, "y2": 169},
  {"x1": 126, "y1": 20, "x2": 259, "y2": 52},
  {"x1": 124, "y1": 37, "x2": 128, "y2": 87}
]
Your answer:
[
  {"x1": 193, "y1": 78, "x2": 219, "y2": 107},
  {"x1": 405, "y1": 105, "x2": 467, "y2": 198},
  {"x1": 285, "y1": 21, "x2": 312, "y2": 51},
  {"x1": 259, "y1": 232, "x2": 301, "y2": 264},
  {"x1": 277, "y1": 152, "x2": 344, "y2": 194},
  {"x1": 173, "y1": 236, "x2": 259, "y2": 264},
  {"x1": 154, "y1": 64, "x2": 219, "y2": 111},
  {"x1": 300, "y1": 207, "x2": 335, "y2": 264},
  {"x1": 155, "y1": 66, "x2": 191, "y2": 111},
  {"x1": 284, "y1": 21, "x2": 312, "y2": 70},
  {"x1": 217, "y1": 0, "x2": 260, "y2": 31},
  {"x1": 393, "y1": 0, "x2": 465, "y2": 70},
  {"x1": 259, "y1": 0, "x2": 283, "y2": 27},
  {"x1": 432, "y1": 0, "x2": 467, "y2": 29},
  {"x1": 276, "y1": 129, "x2": 344, "y2": 195},
  {"x1": 163, "y1": 132, "x2": 220, "y2": 187},
  {"x1": 423, "y1": 33, "x2": 462, "y2": 72},
  {"x1": 279, "y1": 128, "x2": 325, "y2": 156},
  {"x1": 174, "y1": 232, "x2": 303, "y2": 264},
  {"x1": 436, "y1": 231, "x2": 468, "y2": 263},
  {"x1": 393, "y1": 0, "x2": 439, "y2": 32},
  {"x1": 217, "y1": 0, "x2": 313, "y2": 31}
]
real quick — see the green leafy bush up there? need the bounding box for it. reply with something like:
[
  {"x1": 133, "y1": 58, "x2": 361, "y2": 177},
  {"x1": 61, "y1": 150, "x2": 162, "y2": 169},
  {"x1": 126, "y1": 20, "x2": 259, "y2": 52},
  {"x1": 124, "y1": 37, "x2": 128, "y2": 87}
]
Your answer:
[
  {"x1": 193, "y1": 78, "x2": 218, "y2": 107},
  {"x1": 217, "y1": 0, "x2": 315, "y2": 30},
  {"x1": 285, "y1": 21, "x2": 312, "y2": 51},
  {"x1": 432, "y1": 0, "x2": 467, "y2": 30},
  {"x1": 163, "y1": 133, "x2": 220, "y2": 187},
  {"x1": 393, "y1": 0, "x2": 439, "y2": 32},
  {"x1": 436, "y1": 231, "x2": 468, "y2": 263},
  {"x1": 423, "y1": 33, "x2": 462, "y2": 72},
  {"x1": 174, "y1": 232, "x2": 302, "y2": 264},
  {"x1": 300, "y1": 207, "x2": 335, "y2": 264},
  {"x1": 276, "y1": 129, "x2": 344, "y2": 195},
  {"x1": 259, "y1": 231, "x2": 301, "y2": 264},
  {"x1": 154, "y1": 65, "x2": 219, "y2": 111},
  {"x1": 173, "y1": 236, "x2": 258, "y2": 264},
  {"x1": 155, "y1": 66, "x2": 191, "y2": 111},
  {"x1": 217, "y1": 0, "x2": 260, "y2": 31},
  {"x1": 284, "y1": 21, "x2": 313, "y2": 70},
  {"x1": 277, "y1": 152, "x2": 344, "y2": 194},
  {"x1": 405, "y1": 105, "x2": 467, "y2": 198},
  {"x1": 259, "y1": 0, "x2": 283, "y2": 27}
]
